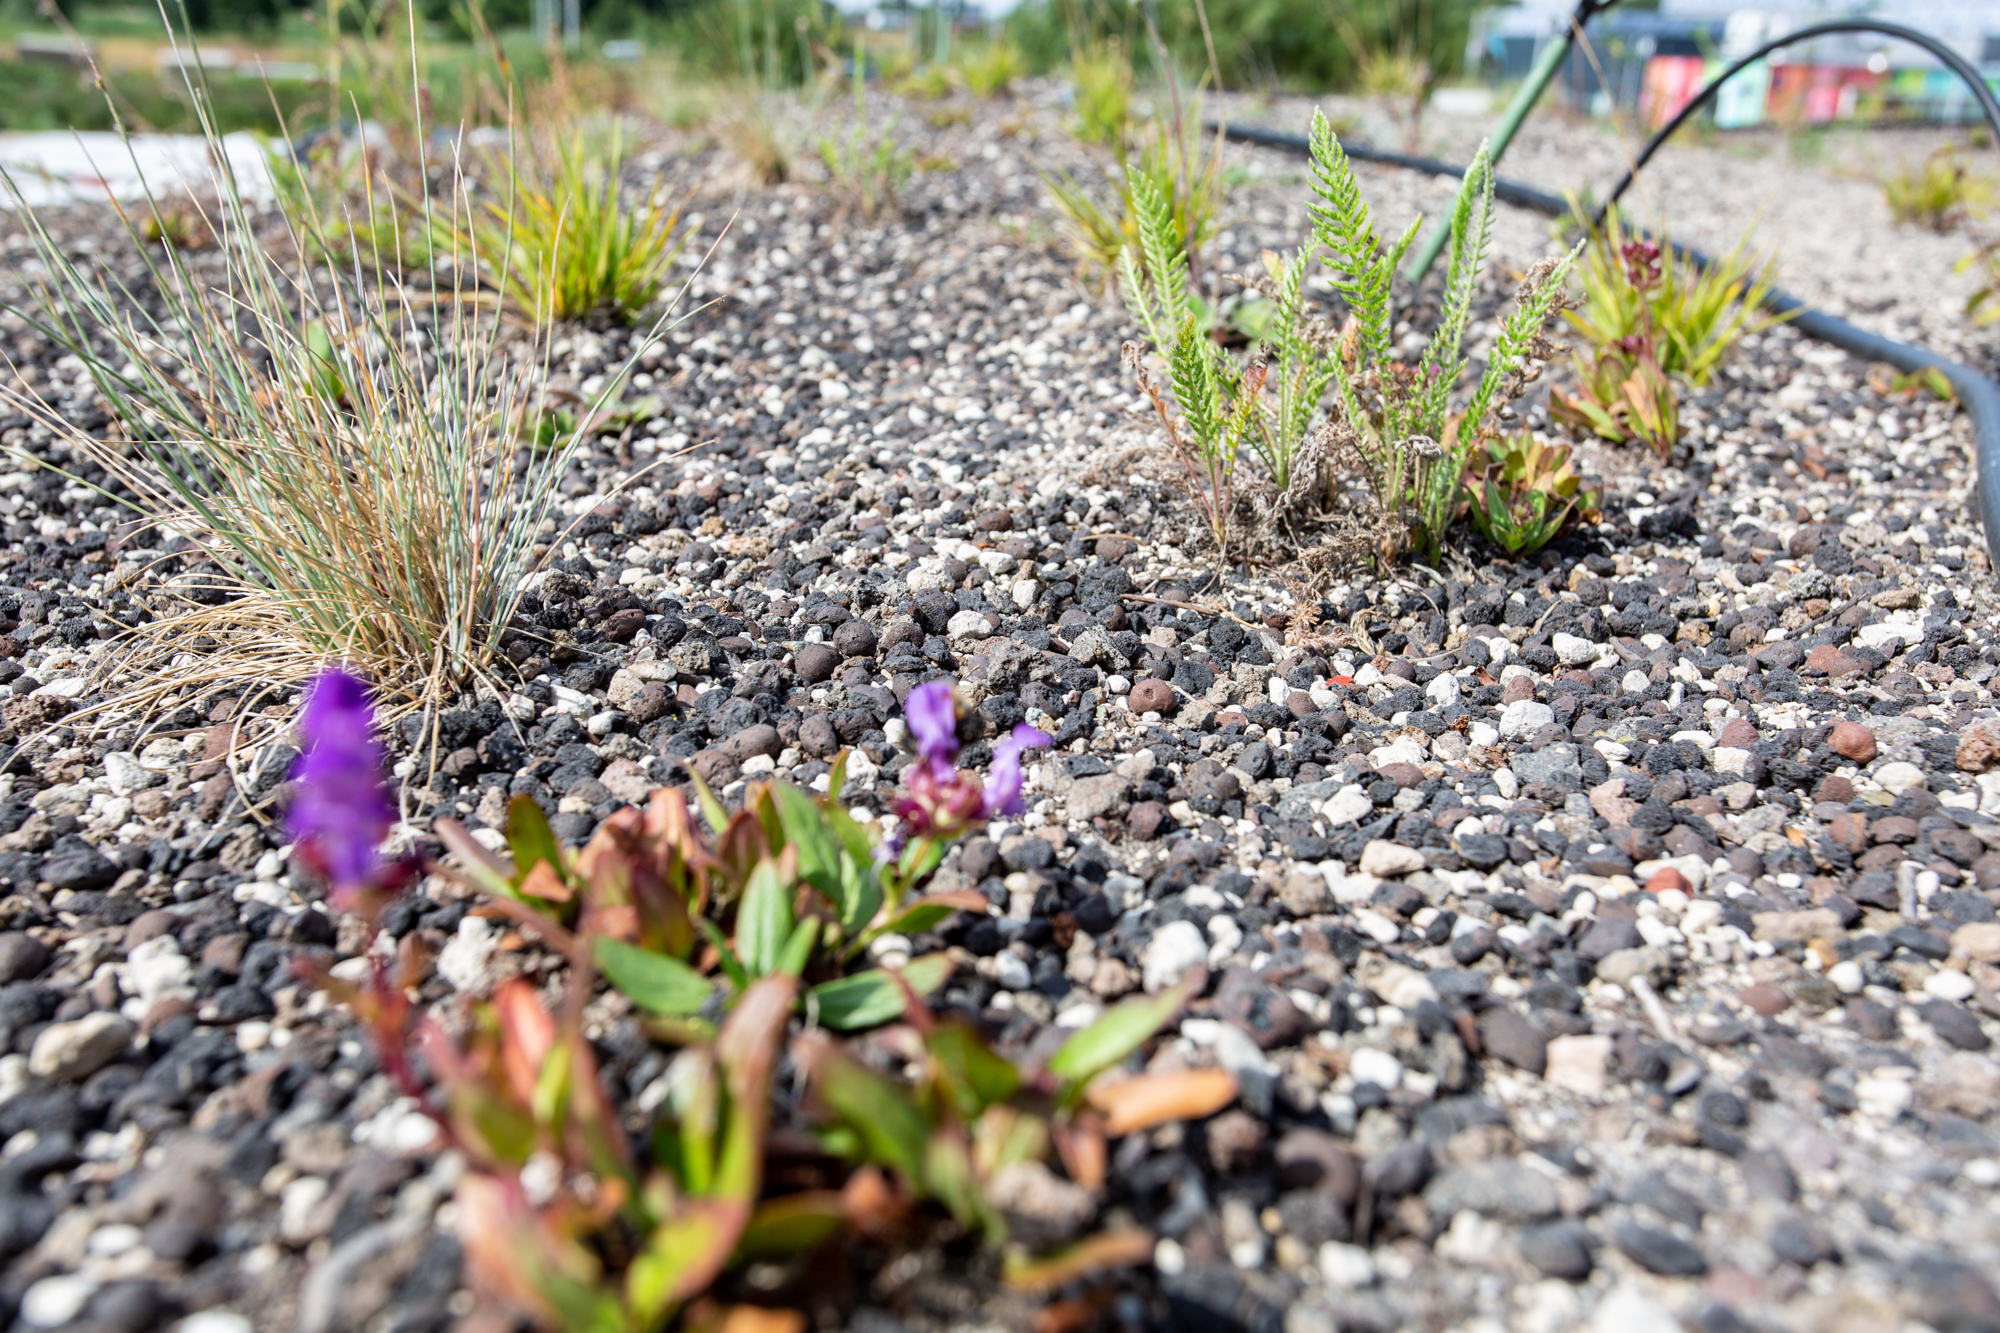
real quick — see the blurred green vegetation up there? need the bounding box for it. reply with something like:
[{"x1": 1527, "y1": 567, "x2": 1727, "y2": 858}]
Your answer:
[
  {"x1": 1006, "y1": 0, "x2": 1491, "y2": 91},
  {"x1": 0, "y1": 57, "x2": 322, "y2": 131}
]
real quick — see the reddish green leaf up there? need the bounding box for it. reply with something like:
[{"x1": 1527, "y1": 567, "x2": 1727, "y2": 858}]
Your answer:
[
  {"x1": 506, "y1": 794, "x2": 565, "y2": 886},
  {"x1": 1046, "y1": 972, "x2": 1198, "y2": 1093},
  {"x1": 810, "y1": 953, "x2": 954, "y2": 1031},
  {"x1": 595, "y1": 937, "x2": 713, "y2": 1016}
]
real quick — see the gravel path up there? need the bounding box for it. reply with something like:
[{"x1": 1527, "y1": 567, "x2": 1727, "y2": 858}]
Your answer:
[{"x1": 0, "y1": 83, "x2": 1995, "y2": 1333}]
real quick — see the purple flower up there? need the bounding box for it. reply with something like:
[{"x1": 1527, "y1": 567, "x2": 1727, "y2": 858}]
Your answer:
[
  {"x1": 904, "y1": 679, "x2": 960, "y2": 772},
  {"x1": 982, "y1": 723, "x2": 1052, "y2": 819},
  {"x1": 288, "y1": 667, "x2": 394, "y2": 894}
]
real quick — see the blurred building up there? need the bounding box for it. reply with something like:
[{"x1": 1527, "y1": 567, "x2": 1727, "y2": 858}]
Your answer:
[{"x1": 1476, "y1": 0, "x2": 2000, "y2": 126}]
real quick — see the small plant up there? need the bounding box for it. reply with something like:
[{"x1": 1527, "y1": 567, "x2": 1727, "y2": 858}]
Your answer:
[
  {"x1": 291, "y1": 667, "x2": 1213, "y2": 1327},
  {"x1": 794, "y1": 969, "x2": 1234, "y2": 1279},
  {"x1": 1552, "y1": 209, "x2": 1780, "y2": 458},
  {"x1": 958, "y1": 41, "x2": 1024, "y2": 98},
  {"x1": 0, "y1": 56, "x2": 650, "y2": 710},
  {"x1": 1114, "y1": 110, "x2": 1576, "y2": 564},
  {"x1": 898, "y1": 64, "x2": 956, "y2": 100},
  {"x1": 1959, "y1": 230, "x2": 2000, "y2": 328},
  {"x1": 1884, "y1": 144, "x2": 1994, "y2": 232},
  {"x1": 134, "y1": 194, "x2": 210, "y2": 249},
  {"x1": 1118, "y1": 166, "x2": 1266, "y2": 559},
  {"x1": 818, "y1": 47, "x2": 916, "y2": 220},
  {"x1": 1463, "y1": 431, "x2": 1603, "y2": 555},
  {"x1": 1045, "y1": 117, "x2": 1221, "y2": 289},
  {"x1": 457, "y1": 128, "x2": 688, "y2": 324},
  {"x1": 1289, "y1": 112, "x2": 1576, "y2": 560},
  {"x1": 717, "y1": 90, "x2": 802, "y2": 186},
  {"x1": 267, "y1": 131, "x2": 429, "y2": 269},
  {"x1": 1069, "y1": 43, "x2": 1131, "y2": 147},
  {"x1": 440, "y1": 680, "x2": 1050, "y2": 1033},
  {"x1": 1560, "y1": 205, "x2": 1782, "y2": 390}
]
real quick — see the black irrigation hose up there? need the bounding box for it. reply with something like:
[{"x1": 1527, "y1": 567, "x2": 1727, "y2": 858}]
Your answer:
[{"x1": 1212, "y1": 19, "x2": 2000, "y2": 575}]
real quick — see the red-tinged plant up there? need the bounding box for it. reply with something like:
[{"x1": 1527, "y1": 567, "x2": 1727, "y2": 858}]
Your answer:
[
  {"x1": 1462, "y1": 431, "x2": 1604, "y2": 556},
  {"x1": 436, "y1": 682, "x2": 1049, "y2": 1035},
  {"x1": 792, "y1": 970, "x2": 1235, "y2": 1285},
  {"x1": 430, "y1": 975, "x2": 806, "y2": 1331}
]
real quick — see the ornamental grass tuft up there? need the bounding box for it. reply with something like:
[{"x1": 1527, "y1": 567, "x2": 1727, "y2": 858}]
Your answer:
[{"x1": 0, "y1": 27, "x2": 702, "y2": 716}]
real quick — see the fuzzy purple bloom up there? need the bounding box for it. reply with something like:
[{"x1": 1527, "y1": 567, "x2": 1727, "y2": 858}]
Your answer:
[
  {"x1": 904, "y1": 679, "x2": 961, "y2": 772},
  {"x1": 983, "y1": 723, "x2": 1052, "y2": 819},
  {"x1": 288, "y1": 667, "x2": 394, "y2": 891}
]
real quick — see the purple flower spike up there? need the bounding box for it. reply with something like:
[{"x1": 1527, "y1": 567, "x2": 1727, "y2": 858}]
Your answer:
[
  {"x1": 982, "y1": 722, "x2": 1052, "y2": 819},
  {"x1": 288, "y1": 667, "x2": 394, "y2": 894},
  {"x1": 904, "y1": 679, "x2": 961, "y2": 771}
]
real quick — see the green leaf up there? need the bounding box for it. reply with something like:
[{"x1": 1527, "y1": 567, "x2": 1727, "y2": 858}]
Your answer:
[
  {"x1": 774, "y1": 783, "x2": 840, "y2": 898},
  {"x1": 924, "y1": 1129, "x2": 1004, "y2": 1243},
  {"x1": 690, "y1": 769, "x2": 730, "y2": 837},
  {"x1": 928, "y1": 1021, "x2": 1020, "y2": 1118},
  {"x1": 625, "y1": 1199, "x2": 747, "y2": 1319},
  {"x1": 825, "y1": 799, "x2": 877, "y2": 865},
  {"x1": 827, "y1": 751, "x2": 849, "y2": 801},
  {"x1": 807, "y1": 1042, "x2": 931, "y2": 1182},
  {"x1": 735, "y1": 858, "x2": 792, "y2": 979},
  {"x1": 735, "y1": 1192, "x2": 847, "y2": 1260},
  {"x1": 432, "y1": 817, "x2": 518, "y2": 901},
  {"x1": 594, "y1": 937, "x2": 713, "y2": 1016},
  {"x1": 810, "y1": 953, "x2": 954, "y2": 1031},
  {"x1": 776, "y1": 916, "x2": 819, "y2": 978},
  {"x1": 1047, "y1": 973, "x2": 1196, "y2": 1091},
  {"x1": 505, "y1": 794, "x2": 564, "y2": 884},
  {"x1": 891, "y1": 836, "x2": 945, "y2": 892},
  {"x1": 700, "y1": 918, "x2": 749, "y2": 991},
  {"x1": 880, "y1": 890, "x2": 986, "y2": 939}
]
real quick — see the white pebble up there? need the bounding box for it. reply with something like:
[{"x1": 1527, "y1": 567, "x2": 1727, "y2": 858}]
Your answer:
[
  {"x1": 21, "y1": 1275, "x2": 95, "y2": 1328},
  {"x1": 1855, "y1": 1075, "x2": 1914, "y2": 1119},
  {"x1": 1318, "y1": 1241, "x2": 1376, "y2": 1288},
  {"x1": 178, "y1": 1313, "x2": 255, "y2": 1333},
  {"x1": 1349, "y1": 1047, "x2": 1403, "y2": 1090},
  {"x1": 1828, "y1": 960, "x2": 1866, "y2": 995},
  {"x1": 1925, "y1": 970, "x2": 1978, "y2": 1002}
]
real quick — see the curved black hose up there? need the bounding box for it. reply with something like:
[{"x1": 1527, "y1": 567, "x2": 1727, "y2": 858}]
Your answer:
[
  {"x1": 1586, "y1": 17, "x2": 2000, "y2": 578},
  {"x1": 1595, "y1": 19, "x2": 2000, "y2": 221},
  {"x1": 1213, "y1": 25, "x2": 2000, "y2": 572}
]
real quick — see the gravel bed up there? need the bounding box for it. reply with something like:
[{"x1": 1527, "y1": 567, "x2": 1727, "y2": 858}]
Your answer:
[{"x1": 0, "y1": 83, "x2": 1995, "y2": 1333}]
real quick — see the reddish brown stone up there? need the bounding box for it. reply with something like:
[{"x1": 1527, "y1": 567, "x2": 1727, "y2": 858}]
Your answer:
[
  {"x1": 1814, "y1": 775, "x2": 1856, "y2": 805},
  {"x1": 1827, "y1": 811, "x2": 1869, "y2": 855},
  {"x1": 687, "y1": 749, "x2": 740, "y2": 787},
  {"x1": 1645, "y1": 865, "x2": 1691, "y2": 895},
  {"x1": 1376, "y1": 762, "x2": 1425, "y2": 790},
  {"x1": 196, "y1": 772, "x2": 233, "y2": 822},
  {"x1": 1287, "y1": 690, "x2": 1317, "y2": 719},
  {"x1": 1715, "y1": 718, "x2": 1760, "y2": 750},
  {"x1": 1094, "y1": 534, "x2": 1135, "y2": 560},
  {"x1": 1502, "y1": 676, "x2": 1536, "y2": 705},
  {"x1": 1127, "y1": 801, "x2": 1170, "y2": 840},
  {"x1": 201, "y1": 932, "x2": 248, "y2": 976},
  {"x1": 1128, "y1": 679, "x2": 1176, "y2": 715},
  {"x1": 976, "y1": 510, "x2": 1015, "y2": 532},
  {"x1": 1870, "y1": 815, "x2": 1919, "y2": 845},
  {"x1": 1827, "y1": 722, "x2": 1878, "y2": 764},
  {"x1": 1959, "y1": 724, "x2": 2000, "y2": 774},
  {"x1": 1803, "y1": 645, "x2": 1867, "y2": 679},
  {"x1": 1739, "y1": 983, "x2": 1792, "y2": 1017}
]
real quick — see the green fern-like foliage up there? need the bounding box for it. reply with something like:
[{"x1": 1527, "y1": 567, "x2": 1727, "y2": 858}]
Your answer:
[
  {"x1": 1113, "y1": 109, "x2": 1576, "y2": 565},
  {"x1": 1119, "y1": 164, "x2": 1252, "y2": 556},
  {"x1": 1302, "y1": 115, "x2": 1577, "y2": 561}
]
